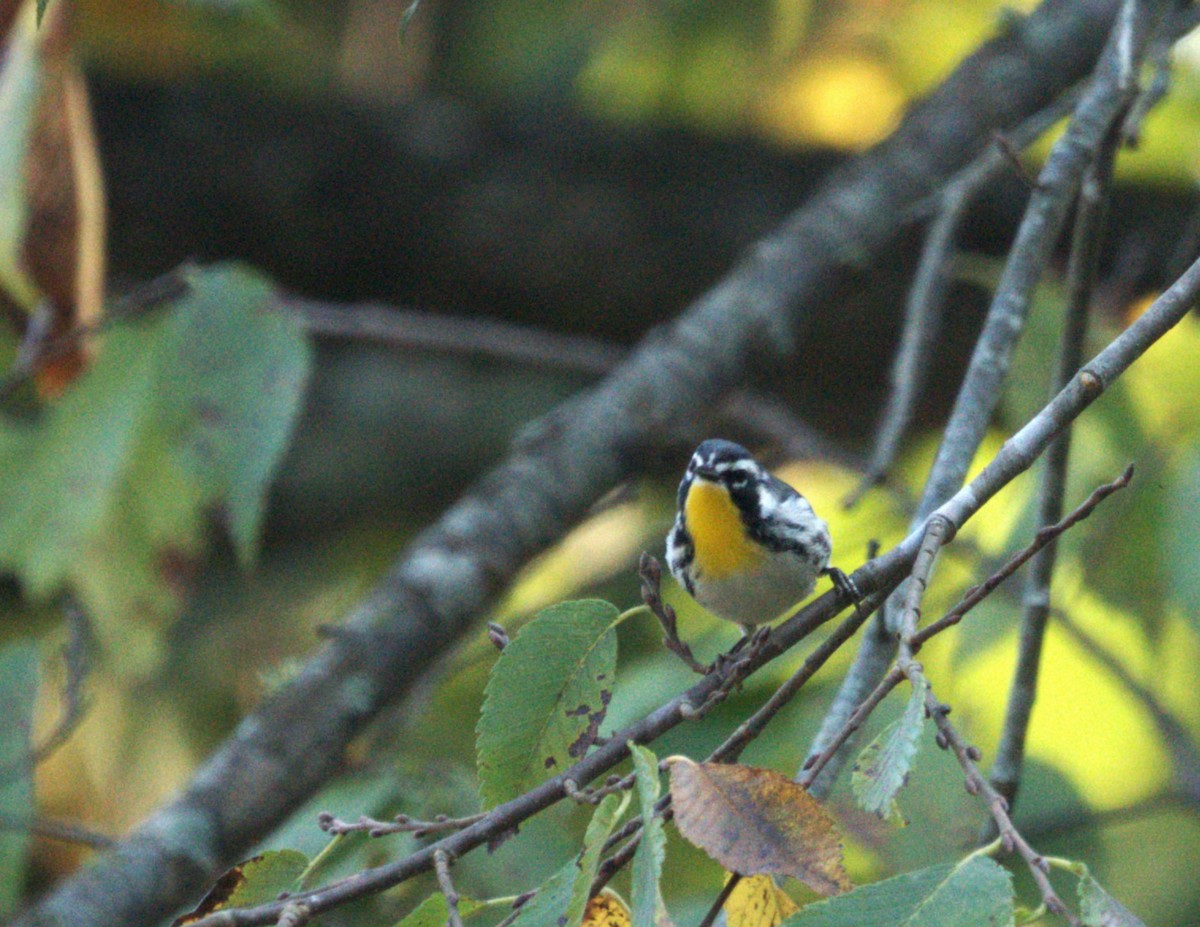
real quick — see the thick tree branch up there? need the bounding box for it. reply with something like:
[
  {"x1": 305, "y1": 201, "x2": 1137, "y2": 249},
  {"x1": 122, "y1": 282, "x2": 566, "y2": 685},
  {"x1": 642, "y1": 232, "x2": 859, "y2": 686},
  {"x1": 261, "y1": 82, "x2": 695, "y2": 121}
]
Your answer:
[{"x1": 13, "y1": 3, "x2": 1139, "y2": 925}]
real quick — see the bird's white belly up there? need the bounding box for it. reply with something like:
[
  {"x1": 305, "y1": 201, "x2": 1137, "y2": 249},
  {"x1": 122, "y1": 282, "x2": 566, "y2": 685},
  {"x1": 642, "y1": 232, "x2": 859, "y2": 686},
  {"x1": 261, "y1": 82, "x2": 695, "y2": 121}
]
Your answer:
[{"x1": 694, "y1": 551, "x2": 821, "y2": 627}]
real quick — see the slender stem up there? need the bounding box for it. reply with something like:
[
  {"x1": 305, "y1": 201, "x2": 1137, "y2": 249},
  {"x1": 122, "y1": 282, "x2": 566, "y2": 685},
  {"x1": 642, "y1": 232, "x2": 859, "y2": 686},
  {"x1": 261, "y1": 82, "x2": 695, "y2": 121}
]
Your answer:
[
  {"x1": 911, "y1": 465, "x2": 1134, "y2": 649},
  {"x1": 697, "y1": 875, "x2": 741, "y2": 927},
  {"x1": 988, "y1": 111, "x2": 1123, "y2": 813},
  {"x1": 924, "y1": 688, "x2": 1079, "y2": 926},
  {"x1": 433, "y1": 850, "x2": 464, "y2": 927},
  {"x1": 851, "y1": 89, "x2": 1083, "y2": 505}
]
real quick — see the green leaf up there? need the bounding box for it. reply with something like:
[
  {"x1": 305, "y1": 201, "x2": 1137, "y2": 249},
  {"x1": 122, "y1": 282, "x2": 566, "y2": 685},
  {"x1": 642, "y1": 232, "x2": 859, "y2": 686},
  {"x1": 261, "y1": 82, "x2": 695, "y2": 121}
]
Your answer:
[
  {"x1": 0, "y1": 640, "x2": 39, "y2": 919},
  {"x1": 0, "y1": 263, "x2": 311, "y2": 671},
  {"x1": 171, "y1": 849, "x2": 308, "y2": 925},
  {"x1": 629, "y1": 744, "x2": 667, "y2": 927},
  {"x1": 1078, "y1": 873, "x2": 1145, "y2": 927},
  {"x1": 0, "y1": 6, "x2": 43, "y2": 309},
  {"x1": 392, "y1": 892, "x2": 485, "y2": 927},
  {"x1": 851, "y1": 676, "x2": 928, "y2": 823},
  {"x1": 782, "y1": 856, "x2": 1013, "y2": 927},
  {"x1": 476, "y1": 600, "x2": 619, "y2": 808},
  {"x1": 512, "y1": 792, "x2": 628, "y2": 927}
]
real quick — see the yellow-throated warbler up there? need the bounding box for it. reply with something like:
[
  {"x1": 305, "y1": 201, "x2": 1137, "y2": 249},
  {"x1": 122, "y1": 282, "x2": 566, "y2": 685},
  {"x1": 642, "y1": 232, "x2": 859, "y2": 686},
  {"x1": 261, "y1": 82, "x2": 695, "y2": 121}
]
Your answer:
[{"x1": 666, "y1": 439, "x2": 848, "y2": 634}]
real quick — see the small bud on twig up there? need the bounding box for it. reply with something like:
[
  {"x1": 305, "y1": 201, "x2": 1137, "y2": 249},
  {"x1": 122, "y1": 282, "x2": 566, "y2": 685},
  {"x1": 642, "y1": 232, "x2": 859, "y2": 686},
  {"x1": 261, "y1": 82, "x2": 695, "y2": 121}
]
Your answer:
[{"x1": 487, "y1": 623, "x2": 510, "y2": 650}]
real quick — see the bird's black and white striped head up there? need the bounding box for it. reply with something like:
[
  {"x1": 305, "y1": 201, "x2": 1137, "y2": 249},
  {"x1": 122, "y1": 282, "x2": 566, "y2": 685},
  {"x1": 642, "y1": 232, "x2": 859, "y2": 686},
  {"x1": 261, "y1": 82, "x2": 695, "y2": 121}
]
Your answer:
[{"x1": 678, "y1": 439, "x2": 769, "y2": 512}]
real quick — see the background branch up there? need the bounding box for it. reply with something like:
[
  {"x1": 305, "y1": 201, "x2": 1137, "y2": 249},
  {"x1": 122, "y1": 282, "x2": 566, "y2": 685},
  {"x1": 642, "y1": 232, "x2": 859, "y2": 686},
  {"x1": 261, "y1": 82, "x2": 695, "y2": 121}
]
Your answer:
[{"x1": 987, "y1": 109, "x2": 1123, "y2": 816}]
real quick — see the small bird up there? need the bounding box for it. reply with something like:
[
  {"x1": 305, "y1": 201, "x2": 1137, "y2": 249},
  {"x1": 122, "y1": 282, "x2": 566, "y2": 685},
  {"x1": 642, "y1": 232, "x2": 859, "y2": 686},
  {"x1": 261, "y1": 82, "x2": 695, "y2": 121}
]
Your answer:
[{"x1": 666, "y1": 439, "x2": 842, "y2": 634}]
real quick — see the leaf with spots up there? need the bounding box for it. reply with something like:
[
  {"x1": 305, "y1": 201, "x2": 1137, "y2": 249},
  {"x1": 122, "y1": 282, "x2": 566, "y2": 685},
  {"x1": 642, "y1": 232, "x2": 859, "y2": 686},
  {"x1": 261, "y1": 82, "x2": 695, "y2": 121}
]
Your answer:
[
  {"x1": 511, "y1": 793, "x2": 628, "y2": 927},
  {"x1": 476, "y1": 600, "x2": 619, "y2": 808},
  {"x1": 629, "y1": 744, "x2": 670, "y2": 927},
  {"x1": 780, "y1": 857, "x2": 1012, "y2": 927},
  {"x1": 667, "y1": 759, "x2": 849, "y2": 897},
  {"x1": 725, "y1": 875, "x2": 798, "y2": 927},
  {"x1": 851, "y1": 675, "x2": 927, "y2": 824},
  {"x1": 171, "y1": 849, "x2": 308, "y2": 925}
]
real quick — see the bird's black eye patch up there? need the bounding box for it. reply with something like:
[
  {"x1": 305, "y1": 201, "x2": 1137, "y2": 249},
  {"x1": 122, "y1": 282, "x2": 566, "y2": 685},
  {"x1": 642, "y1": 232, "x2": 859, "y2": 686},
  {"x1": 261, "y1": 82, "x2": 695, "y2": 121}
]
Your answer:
[{"x1": 726, "y1": 470, "x2": 750, "y2": 488}]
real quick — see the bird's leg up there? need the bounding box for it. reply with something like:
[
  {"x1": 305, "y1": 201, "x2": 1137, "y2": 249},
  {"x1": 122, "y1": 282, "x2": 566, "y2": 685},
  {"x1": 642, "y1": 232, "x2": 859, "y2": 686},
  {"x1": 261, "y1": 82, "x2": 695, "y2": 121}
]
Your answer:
[{"x1": 822, "y1": 566, "x2": 865, "y2": 617}]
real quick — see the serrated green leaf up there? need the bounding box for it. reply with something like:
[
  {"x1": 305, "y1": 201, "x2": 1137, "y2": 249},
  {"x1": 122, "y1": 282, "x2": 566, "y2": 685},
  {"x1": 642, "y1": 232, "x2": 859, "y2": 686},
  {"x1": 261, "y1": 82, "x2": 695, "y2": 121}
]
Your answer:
[
  {"x1": 0, "y1": 263, "x2": 311, "y2": 672},
  {"x1": 851, "y1": 676, "x2": 928, "y2": 823},
  {"x1": 0, "y1": 640, "x2": 39, "y2": 918},
  {"x1": 512, "y1": 793, "x2": 627, "y2": 927},
  {"x1": 782, "y1": 856, "x2": 1013, "y2": 927},
  {"x1": 0, "y1": 5, "x2": 43, "y2": 309},
  {"x1": 1078, "y1": 874, "x2": 1145, "y2": 927},
  {"x1": 171, "y1": 849, "x2": 309, "y2": 925},
  {"x1": 629, "y1": 744, "x2": 667, "y2": 927},
  {"x1": 392, "y1": 892, "x2": 484, "y2": 927},
  {"x1": 476, "y1": 600, "x2": 619, "y2": 808}
]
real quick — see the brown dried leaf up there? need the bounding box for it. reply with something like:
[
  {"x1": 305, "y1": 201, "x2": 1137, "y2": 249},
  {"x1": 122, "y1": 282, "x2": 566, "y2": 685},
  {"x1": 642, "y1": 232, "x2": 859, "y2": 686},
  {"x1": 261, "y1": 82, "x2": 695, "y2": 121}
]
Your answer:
[{"x1": 667, "y1": 758, "x2": 849, "y2": 897}]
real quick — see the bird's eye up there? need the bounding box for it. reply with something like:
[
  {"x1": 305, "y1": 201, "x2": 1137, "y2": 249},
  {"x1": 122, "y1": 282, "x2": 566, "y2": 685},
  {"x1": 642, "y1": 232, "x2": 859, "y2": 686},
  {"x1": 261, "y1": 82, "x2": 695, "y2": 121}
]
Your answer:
[{"x1": 727, "y1": 471, "x2": 749, "y2": 488}]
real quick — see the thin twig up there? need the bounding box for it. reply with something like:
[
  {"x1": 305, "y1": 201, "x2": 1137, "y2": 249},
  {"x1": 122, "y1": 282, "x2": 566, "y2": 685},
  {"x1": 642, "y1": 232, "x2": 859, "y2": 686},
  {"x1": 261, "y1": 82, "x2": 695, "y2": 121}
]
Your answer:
[
  {"x1": 0, "y1": 812, "x2": 114, "y2": 849},
  {"x1": 911, "y1": 465, "x2": 1134, "y2": 649},
  {"x1": 639, "y1": 554, "x2": 708, "y2": 675},
  {"x1": 924, "y1": 689, "x2": 1079, "y2": 925},
  {"x1": 433, "y1": 850, "x2": 464, "y2": 927},
  {"x1": 847, "y1": 89, "x2": 1083, "y2": 508},
  {"x1": 987, "y1": 111, "x2": 1123, "y2": 816},
  {"x1": 697, "y1": 875, "x2": 741, "y2": 927},
  {"x1": 316, "y1": 811, "x2": 487, "y2": 839},
  {"x1": 0, "y1": 269, "x2": 189, "y2": 403},
  {"x1": 287, "y1": 297, "x2": 624, "y2": 376},
  {"x1": 0, "y1": 600, "x2": 93, "y2": 787}
]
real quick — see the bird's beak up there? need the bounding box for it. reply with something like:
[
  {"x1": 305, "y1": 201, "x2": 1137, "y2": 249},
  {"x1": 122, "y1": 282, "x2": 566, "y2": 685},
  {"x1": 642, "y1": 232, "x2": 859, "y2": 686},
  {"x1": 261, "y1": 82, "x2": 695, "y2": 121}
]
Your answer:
[{"x1": 693, "y1": 464, "x2": 719, "y2": 481}]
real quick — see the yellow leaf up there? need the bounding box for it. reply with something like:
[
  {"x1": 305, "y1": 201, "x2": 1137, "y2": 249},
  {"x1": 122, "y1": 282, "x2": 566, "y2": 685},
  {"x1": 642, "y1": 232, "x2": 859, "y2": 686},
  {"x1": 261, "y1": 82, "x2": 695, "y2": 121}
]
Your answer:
[
  {"x1": 667, "y1": 758, "x2": 849, "y2": 897},
  {"x1": 583, "y1": 890, "x2": 632, "y2": 927},
  {"x1": 724, "y1": 874, "x2": 798, "y2": 927}
]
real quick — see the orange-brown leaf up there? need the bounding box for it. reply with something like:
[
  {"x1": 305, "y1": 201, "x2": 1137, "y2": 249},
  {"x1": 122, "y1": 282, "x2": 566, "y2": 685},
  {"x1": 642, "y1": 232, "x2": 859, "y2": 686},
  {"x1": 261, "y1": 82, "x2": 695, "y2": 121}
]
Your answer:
[{"x1": 667, "y1": 758, "x2": 849, "y2": 897}]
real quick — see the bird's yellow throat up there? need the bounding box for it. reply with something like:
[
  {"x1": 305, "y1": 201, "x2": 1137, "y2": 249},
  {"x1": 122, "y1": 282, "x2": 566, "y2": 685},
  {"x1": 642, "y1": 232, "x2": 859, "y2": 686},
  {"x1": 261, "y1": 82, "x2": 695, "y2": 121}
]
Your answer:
[{"x1": 684, "y1": 479, "x2": 764, "y2": 579}]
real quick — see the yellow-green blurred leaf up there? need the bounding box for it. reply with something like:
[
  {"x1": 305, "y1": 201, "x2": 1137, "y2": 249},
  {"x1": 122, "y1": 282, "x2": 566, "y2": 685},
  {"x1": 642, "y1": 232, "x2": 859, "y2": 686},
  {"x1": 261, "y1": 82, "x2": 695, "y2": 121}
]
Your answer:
[{"x1": 725, "y1": 874, "x2": 798, "y2": 927}]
